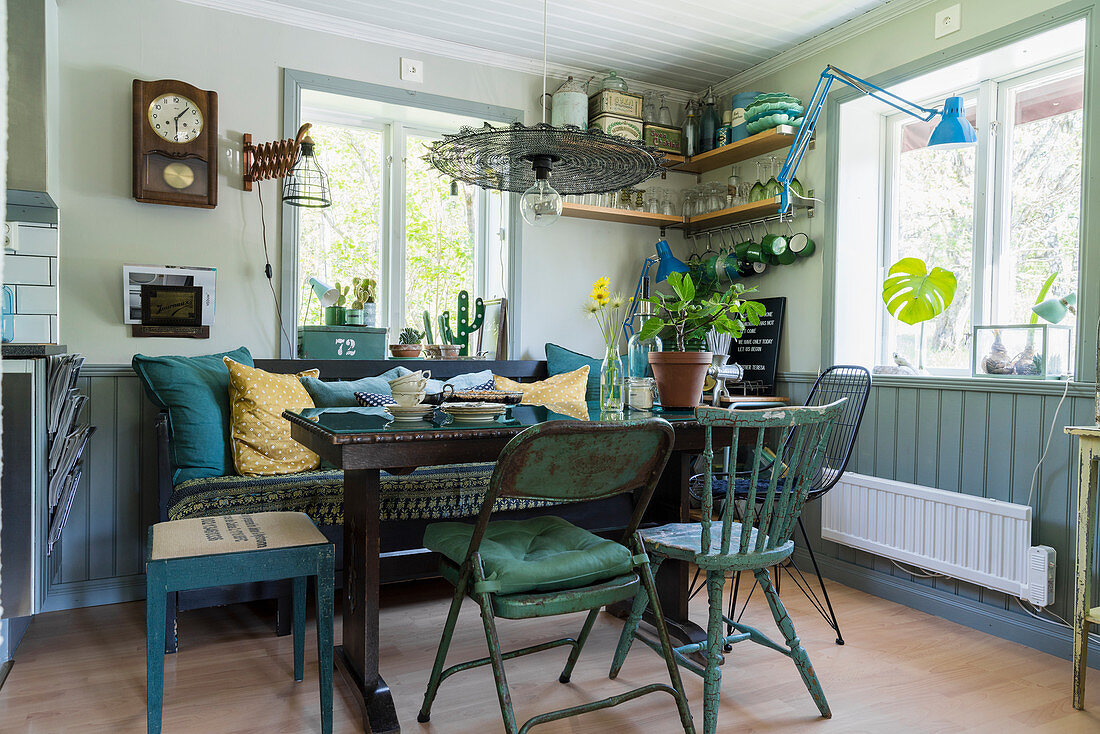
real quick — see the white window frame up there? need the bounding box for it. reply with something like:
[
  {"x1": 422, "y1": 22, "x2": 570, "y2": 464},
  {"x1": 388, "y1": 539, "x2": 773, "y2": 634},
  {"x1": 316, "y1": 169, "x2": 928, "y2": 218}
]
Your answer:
[
  {"x1": 877, "y1": 55, "x2": 1084, "y2": 375},
  {"x1": 279, "y1": 70, "x2": 522, "y2": 358}
]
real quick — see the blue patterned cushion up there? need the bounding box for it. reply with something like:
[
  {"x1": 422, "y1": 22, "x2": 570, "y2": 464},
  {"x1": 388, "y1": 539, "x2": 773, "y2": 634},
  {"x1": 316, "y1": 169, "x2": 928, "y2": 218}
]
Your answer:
[
  {"x1": 355, "y1": 391, "x2": 397, "y2": 407},
  {"x1": 426, "y1": 370, "x2": 494, "y2": 394}
]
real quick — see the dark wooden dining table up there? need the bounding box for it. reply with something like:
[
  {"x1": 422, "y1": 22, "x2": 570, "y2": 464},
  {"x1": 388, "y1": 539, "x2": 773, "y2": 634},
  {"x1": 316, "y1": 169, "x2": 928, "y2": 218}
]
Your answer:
[{"x1": 284, "y1": 398, "x2": 783, "y2": 734}]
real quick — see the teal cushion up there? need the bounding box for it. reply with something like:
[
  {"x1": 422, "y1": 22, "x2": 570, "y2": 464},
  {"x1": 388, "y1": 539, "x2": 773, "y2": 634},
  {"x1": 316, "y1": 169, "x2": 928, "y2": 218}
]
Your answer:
[
  {"x1": 424, "y1": 516, "x2": 634, "y2": 595},
  {"x1": 426, "y1": 369, "x2": 494, "y2": 394},
  {"x1": 133, "y1": 347, "x2": 253, "y2": 485},
  {"x1": 545, "y1": 343, "x2": 600, "y2": 401},
  {"x1": 300, "y1": 366, "x2": 412, "y2": 407}
]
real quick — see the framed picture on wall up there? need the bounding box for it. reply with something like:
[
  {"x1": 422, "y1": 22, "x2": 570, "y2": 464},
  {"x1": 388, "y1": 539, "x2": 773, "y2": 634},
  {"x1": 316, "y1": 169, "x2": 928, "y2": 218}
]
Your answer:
[{"x1": 122, "y1": 264, "x2": 216, "y2": 325}]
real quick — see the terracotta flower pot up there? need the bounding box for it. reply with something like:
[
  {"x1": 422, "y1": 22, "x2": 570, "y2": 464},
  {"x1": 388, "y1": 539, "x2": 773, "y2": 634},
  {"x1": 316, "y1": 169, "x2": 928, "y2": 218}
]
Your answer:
[
  {"x1": 389, "y1": 344, "x2": 422, "y2": 358},
  {"x1": 648, "y1": 351, "x2": 713, "y2": 409}
]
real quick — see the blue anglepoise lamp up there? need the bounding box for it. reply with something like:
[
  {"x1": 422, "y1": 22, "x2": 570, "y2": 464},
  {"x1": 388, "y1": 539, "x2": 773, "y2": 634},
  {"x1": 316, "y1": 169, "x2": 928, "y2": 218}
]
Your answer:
[
  {"x1": 622, "y1": 239, "x2": 690, "y2": 337},
  {"x1": 777, "y1": 65, "x2": 978, "y2": 214}
]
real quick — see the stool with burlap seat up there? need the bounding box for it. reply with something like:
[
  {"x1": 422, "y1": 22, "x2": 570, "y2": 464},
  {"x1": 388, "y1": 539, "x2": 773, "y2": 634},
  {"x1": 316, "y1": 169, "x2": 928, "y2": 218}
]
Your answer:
[{"x1": 145, "y1": 511, "x2": 334, "y2": 734}]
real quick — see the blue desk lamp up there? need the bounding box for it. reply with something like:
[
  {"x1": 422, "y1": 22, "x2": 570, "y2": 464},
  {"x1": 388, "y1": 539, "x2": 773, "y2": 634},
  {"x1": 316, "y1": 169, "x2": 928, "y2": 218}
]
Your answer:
[
  {"x1": 622, "y1": 239, "x2": 690, "y2": 337},
  {"x1": 777, "y1": 65, "x2": 978, "y2": 214}
]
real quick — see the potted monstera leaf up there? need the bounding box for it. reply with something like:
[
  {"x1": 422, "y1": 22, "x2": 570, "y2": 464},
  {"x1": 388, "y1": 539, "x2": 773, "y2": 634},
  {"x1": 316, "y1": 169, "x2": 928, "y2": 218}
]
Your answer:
[
  {"x1": 637, "y1": 272, "x2": 765, "y2": 408},
  {"x1": 881, "y1": 257, "x2": 958, "y2": 371}
]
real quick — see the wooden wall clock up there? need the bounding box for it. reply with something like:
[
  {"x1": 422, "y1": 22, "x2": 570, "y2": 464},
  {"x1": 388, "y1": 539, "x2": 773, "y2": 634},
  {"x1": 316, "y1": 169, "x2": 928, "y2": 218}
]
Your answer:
[{"x1": 132, "y1": 79, "x2": 218, "y2": 208}]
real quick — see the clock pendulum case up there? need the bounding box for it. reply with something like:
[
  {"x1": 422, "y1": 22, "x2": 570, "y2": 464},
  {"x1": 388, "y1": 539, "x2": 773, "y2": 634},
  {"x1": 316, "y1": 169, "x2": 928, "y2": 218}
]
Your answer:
[{"x1": 132, "y1": 79, "x2": 218, "y2": 208}]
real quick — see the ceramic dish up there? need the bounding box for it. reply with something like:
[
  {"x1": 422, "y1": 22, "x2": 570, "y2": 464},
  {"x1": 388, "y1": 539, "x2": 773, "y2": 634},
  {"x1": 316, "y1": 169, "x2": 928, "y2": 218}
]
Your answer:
[
  {"x1": 387, "y1": 405, "x2": 436, "y2": 422},
  {"x1": 441, "y1": 402, "x2": 507, "y2": 422}
]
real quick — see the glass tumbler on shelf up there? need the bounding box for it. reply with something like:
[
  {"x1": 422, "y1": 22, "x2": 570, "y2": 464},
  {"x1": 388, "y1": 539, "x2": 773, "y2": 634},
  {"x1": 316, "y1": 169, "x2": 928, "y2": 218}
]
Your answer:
[
  {"x1": 642, "y1": 91, "x2": 657, "y2": 124},
  {"x1": 682, "y1": 190, "x2": 697, "y2": 219},
  {"x1": 645, "y1": 190, "x2": 659, "y2": 213},
  {"x1": 707, "y1": 182, "x2": 726, "y2": 212},
  {"x1": 660, "y1": 189, "x2": 676, "y2": 217},
  {"x1": 658, "y1": 93, "x2": 674, "y2": 126}
]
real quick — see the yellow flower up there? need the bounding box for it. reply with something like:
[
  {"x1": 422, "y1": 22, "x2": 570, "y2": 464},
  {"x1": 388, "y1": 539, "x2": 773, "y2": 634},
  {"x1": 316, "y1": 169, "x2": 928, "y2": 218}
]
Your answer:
[
  {"x1": 594, "y1": 288, "x2": 610, "y2": 305},
  {"x1": 592, "y1": 277, "x2": 610, "y2": 291}
]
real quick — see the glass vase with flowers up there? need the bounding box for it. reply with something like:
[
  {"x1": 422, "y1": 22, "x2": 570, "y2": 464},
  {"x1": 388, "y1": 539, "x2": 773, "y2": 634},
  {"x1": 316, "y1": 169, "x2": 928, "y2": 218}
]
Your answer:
[{"x1": 584, "y1": 277, "x2": 627, "y2": 412}]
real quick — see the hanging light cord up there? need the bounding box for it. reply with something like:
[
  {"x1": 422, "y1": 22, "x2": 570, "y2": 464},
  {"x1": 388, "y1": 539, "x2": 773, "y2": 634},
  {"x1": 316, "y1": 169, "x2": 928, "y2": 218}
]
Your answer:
[
  {"x1": 257, "y1": 184, "x2": 293, "y2": 354},
  {"x1": 541, "y1": 0, "x2": 548, "y2": 125}
]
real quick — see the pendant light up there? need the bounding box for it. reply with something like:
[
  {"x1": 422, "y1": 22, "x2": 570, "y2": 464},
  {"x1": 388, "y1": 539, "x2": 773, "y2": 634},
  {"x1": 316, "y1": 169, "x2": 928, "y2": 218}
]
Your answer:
[{"x1": 426, "y1": 0, "x2": 663, "y2": 227}]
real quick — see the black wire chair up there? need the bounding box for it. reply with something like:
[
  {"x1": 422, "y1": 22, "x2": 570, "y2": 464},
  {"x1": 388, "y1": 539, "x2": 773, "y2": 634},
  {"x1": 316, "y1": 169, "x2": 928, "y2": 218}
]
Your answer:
[{"x1": 688, "y1": 365, "x2": 871, "y2": 645}]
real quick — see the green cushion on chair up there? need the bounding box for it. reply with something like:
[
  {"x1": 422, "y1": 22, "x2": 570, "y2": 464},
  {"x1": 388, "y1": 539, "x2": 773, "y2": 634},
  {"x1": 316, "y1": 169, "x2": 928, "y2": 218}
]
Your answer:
[{"x1": 424, "y1": 516, "x2": 634, "y2": 596}]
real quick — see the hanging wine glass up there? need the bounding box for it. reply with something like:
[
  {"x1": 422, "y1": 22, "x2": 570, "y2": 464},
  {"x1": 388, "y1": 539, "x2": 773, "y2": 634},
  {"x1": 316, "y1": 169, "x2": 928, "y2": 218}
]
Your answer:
[
  {"x1": 749, "y1": 161, "x2": 766, "y2": 203},
  {"x1": 764, "y1": 155, "x2": 781, "y2": 199}
]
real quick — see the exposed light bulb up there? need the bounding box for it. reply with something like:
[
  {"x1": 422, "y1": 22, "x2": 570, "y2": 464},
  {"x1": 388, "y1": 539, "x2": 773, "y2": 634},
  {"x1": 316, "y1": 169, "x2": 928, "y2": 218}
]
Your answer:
[{"x1": 520, "y1": 179, "x2": 562, "y2": 227}]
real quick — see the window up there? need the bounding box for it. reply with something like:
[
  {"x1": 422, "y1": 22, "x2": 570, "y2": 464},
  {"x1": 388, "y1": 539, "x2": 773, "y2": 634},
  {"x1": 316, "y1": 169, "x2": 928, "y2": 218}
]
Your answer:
[
  {"x1": 284, "y1": 79, "x2": 516, "y2": 355},
  {"x1": 877, "y1": 58, "x2": 1084, "y2": 374}
]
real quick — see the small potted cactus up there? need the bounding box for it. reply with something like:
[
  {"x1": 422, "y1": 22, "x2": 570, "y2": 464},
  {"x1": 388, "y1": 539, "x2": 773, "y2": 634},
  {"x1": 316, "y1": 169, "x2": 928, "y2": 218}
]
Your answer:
[
  {"x1": 345, "y1": 277, "x2": 378, "y2": 326},
  {"x1": 323, "y1": 283, "x2": 349, "y2": 325},
  {"x1": 389, "y1": 326, "x2": 424, "y2": 358}
]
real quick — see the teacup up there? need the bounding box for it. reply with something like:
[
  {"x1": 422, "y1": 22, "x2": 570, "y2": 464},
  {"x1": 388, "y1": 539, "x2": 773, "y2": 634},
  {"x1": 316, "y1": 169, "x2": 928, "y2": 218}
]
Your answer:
[
  {"x1": 391, "y1": 389, "x2": 426, "y2": 407},
  {"x1": 390, "y1": 369, "x2": 431, "y2": 387}
]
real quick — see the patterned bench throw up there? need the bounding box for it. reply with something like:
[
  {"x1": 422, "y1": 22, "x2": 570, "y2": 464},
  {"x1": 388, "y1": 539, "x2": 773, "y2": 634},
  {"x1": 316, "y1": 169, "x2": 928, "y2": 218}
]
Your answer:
[{"x1": 166, "y1": 463, "x2": 567, "y2": 526}]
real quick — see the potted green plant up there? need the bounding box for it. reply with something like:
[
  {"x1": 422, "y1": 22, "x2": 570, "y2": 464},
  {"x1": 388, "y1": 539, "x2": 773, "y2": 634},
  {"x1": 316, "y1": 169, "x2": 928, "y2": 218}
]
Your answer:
[
  {"x1": 345, "y1": 277, "x2": 378, "y2": 326},
  {"x1": 390, "y1": 327, "x2": 424, "y2": 358},
  {"x1": 636, "y1": 272, "x2": 765, "y2": 408},
  {"x1": 323, "y1": 283, "x2": 349, "y2": 326}
]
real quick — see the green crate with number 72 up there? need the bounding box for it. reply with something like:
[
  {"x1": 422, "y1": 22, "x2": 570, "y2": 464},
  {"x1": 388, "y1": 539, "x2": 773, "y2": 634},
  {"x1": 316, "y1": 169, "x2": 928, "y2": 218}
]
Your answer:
[{"x1": 297, "y1": 325, "x2": 387, "y2": 359}]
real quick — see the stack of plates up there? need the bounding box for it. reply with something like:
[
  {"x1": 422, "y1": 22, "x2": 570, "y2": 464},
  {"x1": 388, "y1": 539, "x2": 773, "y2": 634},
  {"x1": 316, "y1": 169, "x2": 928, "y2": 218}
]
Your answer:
[
  {"x1": 387, "y1": 404, "x2": 436, "y2": 422},
  {"x1": 440, "y1": 402, "x2": 507, "y2": 423}
]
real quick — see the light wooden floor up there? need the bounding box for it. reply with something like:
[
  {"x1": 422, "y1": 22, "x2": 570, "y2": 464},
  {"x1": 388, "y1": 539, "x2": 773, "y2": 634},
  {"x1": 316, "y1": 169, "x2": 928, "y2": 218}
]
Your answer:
[{"x1": 2, "y1": 576, "x2": 1098, "y2": 733}]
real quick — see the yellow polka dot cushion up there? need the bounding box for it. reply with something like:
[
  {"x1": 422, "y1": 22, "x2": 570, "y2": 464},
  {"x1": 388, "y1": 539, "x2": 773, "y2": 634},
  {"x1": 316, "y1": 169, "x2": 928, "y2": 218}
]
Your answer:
[
  {"x1": 494, "y1": 365, "x2": 589, "y2": 404},
  {"x1": 224, "y1": 358, "x2": 321, "y2": 476}
]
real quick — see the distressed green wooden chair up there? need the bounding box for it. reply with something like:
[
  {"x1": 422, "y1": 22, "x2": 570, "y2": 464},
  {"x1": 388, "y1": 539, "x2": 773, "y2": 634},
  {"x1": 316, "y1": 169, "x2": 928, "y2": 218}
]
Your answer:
[
  {"x1": 417, "y1": 418, "x2": 696, "y2": 734},
  {"x1": 145, "y1": 512, "x2": 334, "y2": 734},
  {"x1": 611, "y1": 401, "x2": 845, "y2": 734}
]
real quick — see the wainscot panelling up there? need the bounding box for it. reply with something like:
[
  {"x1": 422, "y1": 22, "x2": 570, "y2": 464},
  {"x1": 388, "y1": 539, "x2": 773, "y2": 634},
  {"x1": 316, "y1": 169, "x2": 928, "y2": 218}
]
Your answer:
[
  {"x1": 780, "y1": 372, "x2": 1100, "y2": 667},
  {"x1": 42, "y1": 366, "x2": 1100, "y2": 669}
]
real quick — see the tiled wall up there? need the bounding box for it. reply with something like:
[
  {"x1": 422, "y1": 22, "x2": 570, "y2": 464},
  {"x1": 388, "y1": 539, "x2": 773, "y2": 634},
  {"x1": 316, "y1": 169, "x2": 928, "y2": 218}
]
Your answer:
[{"x1": 4, "y1": 222, "x2": 60, "y2": 343}]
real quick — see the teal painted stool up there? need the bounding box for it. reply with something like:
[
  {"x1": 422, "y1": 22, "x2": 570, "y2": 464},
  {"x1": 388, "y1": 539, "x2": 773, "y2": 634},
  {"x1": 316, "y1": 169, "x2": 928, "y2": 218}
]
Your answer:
[{"x1": 145, "y1": 512, "x2": 334, "y2": 734}]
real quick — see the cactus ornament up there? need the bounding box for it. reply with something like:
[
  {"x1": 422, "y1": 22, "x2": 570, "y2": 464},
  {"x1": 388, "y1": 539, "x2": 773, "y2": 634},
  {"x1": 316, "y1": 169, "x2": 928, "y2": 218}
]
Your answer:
[{"x1": 440, "y1": 291, "x2": 485, "y2": 356}]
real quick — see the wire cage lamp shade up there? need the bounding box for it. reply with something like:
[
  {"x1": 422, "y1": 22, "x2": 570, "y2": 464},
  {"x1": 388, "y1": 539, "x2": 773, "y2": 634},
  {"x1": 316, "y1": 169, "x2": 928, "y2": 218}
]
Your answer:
[
  {"x1": 282, "y1": 138, "x2": 332, "y2": 208},
  {"x1": 426, "y1": 122, "x2": 664, "y2": 196}
]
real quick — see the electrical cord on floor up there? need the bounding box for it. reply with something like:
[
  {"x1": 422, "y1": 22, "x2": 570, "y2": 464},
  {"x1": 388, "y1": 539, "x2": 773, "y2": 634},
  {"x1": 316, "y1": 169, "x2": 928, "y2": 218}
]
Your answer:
[
  {"x1": 1014, "y1": 597, "x2": 1100, "y2": 644},
  {"x1": 257, "y1": 185, "x2": 293, "y2": 355},
  {"x1": 1026, "y1": 378, "x2": 1071, "y2": 509},
  {"x1": 889, "y1": 559, "x2": 946, "y2": 579}
]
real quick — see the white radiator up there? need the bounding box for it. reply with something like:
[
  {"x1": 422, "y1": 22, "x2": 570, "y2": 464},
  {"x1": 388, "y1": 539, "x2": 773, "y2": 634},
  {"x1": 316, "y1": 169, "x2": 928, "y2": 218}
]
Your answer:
[{"x1": 821, "y1": 473, "x2": 1034, "y2": 598}]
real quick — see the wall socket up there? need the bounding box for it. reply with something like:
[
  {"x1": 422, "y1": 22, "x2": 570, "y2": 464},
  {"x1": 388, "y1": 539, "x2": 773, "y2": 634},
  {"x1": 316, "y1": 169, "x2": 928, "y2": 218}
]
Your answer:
[
  {"x1": 935, "y1": 4, "x2": 961, "y2": 39},
  {"x1": 401, "y1": 57, "x2": 424, "y2": 83}
]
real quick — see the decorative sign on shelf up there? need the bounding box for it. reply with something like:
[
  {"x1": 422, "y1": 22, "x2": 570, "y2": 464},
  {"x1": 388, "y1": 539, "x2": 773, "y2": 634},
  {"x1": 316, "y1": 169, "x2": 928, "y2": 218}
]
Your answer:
[{"x1": 728, "y1": 296, "x2": 785, "y2": 391}]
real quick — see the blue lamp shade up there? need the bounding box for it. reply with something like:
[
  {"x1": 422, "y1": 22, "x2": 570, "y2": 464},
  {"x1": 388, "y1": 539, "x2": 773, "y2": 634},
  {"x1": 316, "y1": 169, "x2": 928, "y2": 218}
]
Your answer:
[
  {"x1": 1032, "y1": 293, "x2": 1077, "y2": 324},
  {"x1": 928, "y1": 96, "x2": 977, "y2": 149},
  {"x1": 654, "y1": 239, "x2": 690, "y2": 282},
  {"x1": 309, "y1": 277, "x2": 339, "y2": 308}
]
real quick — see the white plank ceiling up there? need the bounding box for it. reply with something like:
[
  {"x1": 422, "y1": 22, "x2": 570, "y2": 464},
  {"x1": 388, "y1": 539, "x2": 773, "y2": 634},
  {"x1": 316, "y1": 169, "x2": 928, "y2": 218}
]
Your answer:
[{"x1": 188, "y1": 0, "x2": 893, "y2": 92}]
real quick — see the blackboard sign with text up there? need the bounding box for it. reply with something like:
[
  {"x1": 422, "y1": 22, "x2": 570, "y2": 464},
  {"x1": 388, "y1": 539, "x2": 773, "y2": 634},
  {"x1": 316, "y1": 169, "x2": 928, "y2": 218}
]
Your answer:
[{"x1": 729, "y1": 296, "x2": 785, "y2": 391}]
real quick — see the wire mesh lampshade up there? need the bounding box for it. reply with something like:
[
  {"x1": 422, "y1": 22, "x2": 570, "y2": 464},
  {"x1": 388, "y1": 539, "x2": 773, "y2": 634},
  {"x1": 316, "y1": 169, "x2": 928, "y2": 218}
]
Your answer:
[
  {"x1": 282, "y1": 138, "x2": 332, "y2": 208},
  {"x1": 426, "y1": 122, "x2": 664, "y2": 196}
]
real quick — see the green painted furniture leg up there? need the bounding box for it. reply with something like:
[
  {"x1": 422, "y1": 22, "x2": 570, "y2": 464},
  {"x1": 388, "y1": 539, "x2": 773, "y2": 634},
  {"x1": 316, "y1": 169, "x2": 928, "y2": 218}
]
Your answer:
[
  {"x1": 418, "y1": 568, "x2": 471, "y2": 722},
  {"x1": 609, "y1": 556, "x2": 662, "y2": 679},
  {"x1": 475, "y1": 559, "x2": 520, "y2": 734},
  {"x1": 293, "y1": 576, "x2": 306, "y2": 682},
  {"x1": 317, "y1": 550, "x2": 335, "y2": 734},
  {"x1": 756, "y1": 568, "x2": 831, "y2": 718},
  {"x1": 146, "y1": 562, "x2": 167, "y2": 734},
  {"x1": 559, "y1": 609, "x2": 600, "y2": 684},
  {"x1": 702, "y1": 571, "x2": 726, "y2": 734}
]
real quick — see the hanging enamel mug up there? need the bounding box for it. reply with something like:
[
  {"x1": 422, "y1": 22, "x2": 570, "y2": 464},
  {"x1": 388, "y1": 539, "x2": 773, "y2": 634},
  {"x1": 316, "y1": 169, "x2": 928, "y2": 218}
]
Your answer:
[
  {"x1": 549, "y1": 76, "x2": 589, "y2": 128},
  {"x1": 789, "y1": 231, "x2": 817, "y2": 258}
]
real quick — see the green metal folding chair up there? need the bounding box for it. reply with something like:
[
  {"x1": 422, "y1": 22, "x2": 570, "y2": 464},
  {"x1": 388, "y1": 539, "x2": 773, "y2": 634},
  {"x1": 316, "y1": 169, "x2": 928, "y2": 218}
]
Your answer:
[
  {"x1": 418, "y1": 418, "x2": 696, "y2": 734},
  {"x1": 611, "y1": 401, "x2": 845, "y2": 734}
]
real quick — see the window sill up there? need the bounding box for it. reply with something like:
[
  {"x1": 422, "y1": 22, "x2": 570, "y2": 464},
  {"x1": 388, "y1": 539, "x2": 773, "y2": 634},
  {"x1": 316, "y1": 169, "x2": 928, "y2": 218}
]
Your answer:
[{"x1": 778, "y1": 370, "x2": 1095, "y2": 397}]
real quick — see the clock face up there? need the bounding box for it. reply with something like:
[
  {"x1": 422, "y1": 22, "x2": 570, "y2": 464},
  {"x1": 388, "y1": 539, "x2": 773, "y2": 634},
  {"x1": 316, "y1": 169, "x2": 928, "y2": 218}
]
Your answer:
[{"x1": 147, "y1": 93, "x2": 204, "y2": 143}]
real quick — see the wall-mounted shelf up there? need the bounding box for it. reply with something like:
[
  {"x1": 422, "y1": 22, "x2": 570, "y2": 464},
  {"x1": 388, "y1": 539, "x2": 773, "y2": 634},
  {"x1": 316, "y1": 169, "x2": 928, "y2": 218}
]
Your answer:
[
  {"x1": 680, "y1": 197, "x2": 812, "y2": 234},
  {"x1": 670, "y1": 126, "x2": 803, "y2": 175},
  {"x1": 560, "y1": 202, "x2": 683, "y2": 228}
]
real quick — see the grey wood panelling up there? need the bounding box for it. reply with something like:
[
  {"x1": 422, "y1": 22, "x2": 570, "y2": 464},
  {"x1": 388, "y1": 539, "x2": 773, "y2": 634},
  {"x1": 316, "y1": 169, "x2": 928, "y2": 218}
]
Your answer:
[
  {"x1": 45, "y1": 367, "x2": 1097, "y2": 642},
  {"x1": 781, "y1": 374, "x2": 1094, "y2": 628}
]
